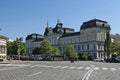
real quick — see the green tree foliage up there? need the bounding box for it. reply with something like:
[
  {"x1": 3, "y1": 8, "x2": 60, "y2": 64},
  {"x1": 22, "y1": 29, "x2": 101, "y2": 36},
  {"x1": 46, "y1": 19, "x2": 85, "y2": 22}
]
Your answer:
[
  {"x1": 52, "y1": 46, "x2": 60, "y2": 55},
  {"x1": 40, "y1": 40, "x2": 53, "y2": 55},
  {"x1": 111, "y1": 37, "x2": 120, "y2": 57},
  {"x1": 64, "y1": 44, "x2": 78, "y2": 60},
  {"x1": 7, "y1": 37, "x2": 27, "y2": 56},
  {"x1": 104, "y1": 32, "x2": 111, "y2": 58},
  {"x1": 32, "y1": 40, "x2": 60, "y2": 56}
]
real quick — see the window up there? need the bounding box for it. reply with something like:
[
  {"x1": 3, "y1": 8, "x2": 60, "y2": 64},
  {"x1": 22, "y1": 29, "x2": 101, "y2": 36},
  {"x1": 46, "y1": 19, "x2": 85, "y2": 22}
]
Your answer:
[
  {"x1": 87, "y1": 44, "x2": 89, "y2": 50},
  {"x1": 94, "y1": 53, "x2": 96, "y2": 58},
  {"x1": 82, "y1": 45, "x2": 84, "y2": 50},
  {"x1": 78, "y1": 45, "x2": 81, "y2": 50},
  {"x1": 93, "y1": 44, "x2": 96, "y2": 50},
  {"x1": 98, "y1": 44, "x2": 100, "y2": 50}
]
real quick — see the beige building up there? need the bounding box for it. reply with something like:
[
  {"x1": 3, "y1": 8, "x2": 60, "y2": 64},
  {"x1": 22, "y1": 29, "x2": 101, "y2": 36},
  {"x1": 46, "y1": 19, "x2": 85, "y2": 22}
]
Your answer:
[
  {"x1": 0, "y1": 35, "x2": 8, "y2": 60},
  {"x1": 44, "y1": 19, "x2": 111, "y2": 60},
  {"x1": 26, "y1": 19, "x2": 111, "y2": 60},
  {"x1": 26, "y1": 34, "x2": 43, "y2": 56}
]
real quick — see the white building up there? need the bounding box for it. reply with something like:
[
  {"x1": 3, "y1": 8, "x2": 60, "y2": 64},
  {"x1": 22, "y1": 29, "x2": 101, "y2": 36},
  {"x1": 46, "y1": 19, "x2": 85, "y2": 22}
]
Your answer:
[
  {"x1": 26, "y1": 34, "x2": 43, "y2": 56},
  {"x1": 0, "y1": 35, "x2": 8, "y2": 60},
  {"x1": 26, "y1": 19, "x2": 111, "y2": 59}
]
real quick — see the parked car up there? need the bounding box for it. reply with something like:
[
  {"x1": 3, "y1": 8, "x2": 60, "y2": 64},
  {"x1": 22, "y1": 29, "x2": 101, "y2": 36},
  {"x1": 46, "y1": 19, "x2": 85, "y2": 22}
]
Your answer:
[
  {"x1": 104, "y1": 57, "x2": 120, "y2": 63},
  {"x1": 93, "y1": 58, "x2": 103, "y2": 62}
]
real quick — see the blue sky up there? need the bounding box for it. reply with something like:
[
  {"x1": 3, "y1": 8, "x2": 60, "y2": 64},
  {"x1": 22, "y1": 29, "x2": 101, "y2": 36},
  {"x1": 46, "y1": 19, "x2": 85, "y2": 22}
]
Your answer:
[{"x1": 0, "y1": 0, "x2": 120, "y2": 41}]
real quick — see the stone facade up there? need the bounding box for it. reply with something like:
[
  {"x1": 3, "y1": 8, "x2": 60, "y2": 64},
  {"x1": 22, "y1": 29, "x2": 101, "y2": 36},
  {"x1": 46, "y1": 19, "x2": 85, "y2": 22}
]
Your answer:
[
  {"x1": 26, "y1": 34, "x2": 43, "y2": 56},
  {"x1": 0, "y1": 35, "x2": 8, "y2": 60},
  {"x1": 26, "y1": 19, "x2": 111, "y2": 59}
]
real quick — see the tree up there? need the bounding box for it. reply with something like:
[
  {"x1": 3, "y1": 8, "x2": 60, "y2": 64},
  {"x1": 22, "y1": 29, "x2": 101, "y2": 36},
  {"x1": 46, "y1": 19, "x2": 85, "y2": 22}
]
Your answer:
[
  {"x1": 52, "y1": 46, "x2": 60, "y2": 55},
  {"x1": 7, "y1": 37, "x2": 27, "y2": 56},
  {"x1": 111, "y1": 37, "x2": 120, "y2": 57},
  {"x1": 40, "y1": 40, "x2": 53, "y2": 55},
  {"x1": 64, "y1": 44, "x2": 78, "y2": 60},
  {"x1": 32, "y1": 40, "x2": 60, "y2": 56},
  {"x1": 104, "y1": 32, "x2": 111, "y2": 58}
]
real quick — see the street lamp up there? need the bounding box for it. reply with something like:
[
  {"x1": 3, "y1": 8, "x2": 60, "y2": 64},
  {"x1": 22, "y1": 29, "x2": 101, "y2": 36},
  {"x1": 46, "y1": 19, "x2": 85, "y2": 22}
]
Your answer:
[
  {"x1": 98, "y1": 27, "x2": 103, "y2": 61},
  {"x1": 17, "y1": 40, "x2": 20, "y2": 60}
]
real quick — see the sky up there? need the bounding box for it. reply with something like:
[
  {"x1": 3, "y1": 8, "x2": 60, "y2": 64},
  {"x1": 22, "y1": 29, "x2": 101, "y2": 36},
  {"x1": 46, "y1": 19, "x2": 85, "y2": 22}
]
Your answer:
[{"x1": 0, "y1": 0, "x2": 120, "y2": 42}]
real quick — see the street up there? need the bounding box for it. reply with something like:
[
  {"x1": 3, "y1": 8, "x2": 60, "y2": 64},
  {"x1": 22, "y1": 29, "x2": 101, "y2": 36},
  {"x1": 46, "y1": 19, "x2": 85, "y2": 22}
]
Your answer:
[{"x1": 0, "y1": 61, "x2": 120, "y2": 80}]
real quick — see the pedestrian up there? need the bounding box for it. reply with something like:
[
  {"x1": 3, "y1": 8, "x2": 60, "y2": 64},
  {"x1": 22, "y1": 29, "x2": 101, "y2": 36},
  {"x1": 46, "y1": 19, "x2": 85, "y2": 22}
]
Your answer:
[{"x1": 71, "y1": 57, "x2": 74, "y2": 63}]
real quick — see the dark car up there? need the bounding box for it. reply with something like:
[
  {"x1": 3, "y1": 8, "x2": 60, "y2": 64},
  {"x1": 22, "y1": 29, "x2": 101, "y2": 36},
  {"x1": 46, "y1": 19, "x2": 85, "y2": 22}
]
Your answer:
[{"x1": 105, "y1": 57, "x2": 120, "y2": 63}]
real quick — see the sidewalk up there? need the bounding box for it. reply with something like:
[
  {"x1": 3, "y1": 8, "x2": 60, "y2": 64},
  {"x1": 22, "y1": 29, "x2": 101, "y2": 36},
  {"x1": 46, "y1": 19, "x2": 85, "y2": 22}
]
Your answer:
[{"x1": 0, "y1": 60, "x2": 30, "y2": 64}]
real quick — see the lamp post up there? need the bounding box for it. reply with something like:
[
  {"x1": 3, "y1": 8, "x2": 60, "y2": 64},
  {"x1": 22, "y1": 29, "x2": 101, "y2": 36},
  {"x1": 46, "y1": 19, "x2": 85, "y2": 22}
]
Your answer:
[
  {"x1": 98, "y1": 27, "x2": 103, "y2": 61},
  {"x1": 17, "y1": 40, "x2": 20, "y2": 60}
]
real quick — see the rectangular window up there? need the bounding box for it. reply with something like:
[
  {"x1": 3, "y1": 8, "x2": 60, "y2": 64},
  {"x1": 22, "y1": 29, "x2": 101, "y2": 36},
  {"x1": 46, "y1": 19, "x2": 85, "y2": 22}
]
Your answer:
[
  {"x1": 87, "y1": 44, "x2": 89, "y2": 50},
  {"x1": 98, "y1": 44, "x2": 100, "y2": 50},
  {"x1": 93, "y1": 44, "x2": 96, "y2": 50},
  {"x1": 82, "y1": 45, "x2": 84, "y2": 50},
  {"x1": 78, "y1": 45, "x2": 81, "y2": 50}
]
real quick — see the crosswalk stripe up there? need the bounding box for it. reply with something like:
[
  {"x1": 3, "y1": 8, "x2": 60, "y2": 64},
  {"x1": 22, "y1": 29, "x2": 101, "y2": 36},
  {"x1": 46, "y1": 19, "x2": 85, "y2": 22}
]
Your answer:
[
  {"x1": 85, "y1": 67, "x2": 91, "y2": 70},
  {"x1": 40, "y1": 65, "x2": 50, "y2": 67},
  {"x1": 30, "y1": 65, "x2": 40, "y2": 67},
  {"x1": 69, "y1": 66, "x2": 76, "y2": 69},
  {"x1": 42, "y1": 65, "x2": 52, "y2": 68},
  {"x1": 103, "y1": 67, "x2": 108, "y2": 70},
  {"x1": 61, "y1": 66, "x2": 69, "y2": 69},
  {"x1": 110, "y1": 68, "x2": 116, "y2": 71},
  {"x1": 53, "y1": 66, "x2": 61, "y2": 68},
  {"x1": 94, "y1": 67, "x2": 99, "y2": 70},
  {"x1": 77, "y1": 67, "x2": 83, "y2": 69}
]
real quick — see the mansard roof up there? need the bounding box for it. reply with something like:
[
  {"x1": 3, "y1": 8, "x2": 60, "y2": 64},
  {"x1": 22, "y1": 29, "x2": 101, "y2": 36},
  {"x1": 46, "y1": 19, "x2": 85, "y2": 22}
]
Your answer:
[
  {"x1": 0, "y1": 35, "x2": 9, "y2": 40},
  {"x1": 33, "y1": 38, "x2": 43, "y2": 42},
  {"x1": 80, "y1": 19, "x2": 111, "y2": 30},
  {"x1": 26, "y1": 33, "x2": 43, "y2": 40},
  {"x1": 61, "y1": 32, "x2": 80, "y2": 38}
]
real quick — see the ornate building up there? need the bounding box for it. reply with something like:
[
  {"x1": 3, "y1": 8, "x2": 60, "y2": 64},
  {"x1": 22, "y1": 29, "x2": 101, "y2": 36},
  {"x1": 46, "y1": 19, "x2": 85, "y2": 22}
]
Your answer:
[
  {"x1": 0, "y1": 35, "x2": 8, "y2": 60},
  {"x1": 26, "y1": 34, "x2": 43, "y2": 56},
  {"x1": 26, "y1": 19, "x2": 111, "y2": 60}
]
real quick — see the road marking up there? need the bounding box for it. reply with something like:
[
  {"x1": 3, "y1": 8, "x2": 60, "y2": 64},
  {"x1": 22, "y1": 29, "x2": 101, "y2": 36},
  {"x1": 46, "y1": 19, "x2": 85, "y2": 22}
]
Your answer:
[
  {"x1": 0, "y1": 67, "x2": 17, "y2": 71},
  {"x1": 28, "y1": 71, "x2": 42, "y2": 77},
  {"x1": 94, "y1": 67, "x2": 99, "y2": 70},
  {"x1": 0, "y1": 64, "x2": 13, "y2": 66},
  {"x1": 0, "y1": 66, "x2": 24, "y2": 71},
  {"x1": 110, "y1": 68, "x2": 116, "y2": 71},
  {"x1": 42, "y1": 65, "x2": 51, "y2": 68},
  {"x1": 0, "y1": 64, "x2": 29, "y2": 67},
  {"x1": 29, "y1": 64, "x2": 119, "y2": 71},
  {"x1": 30, "y1": 64, "x2": 40, "y2": 67},
  {"x1": 86, "y1": 69, "x2": 93, "y2": 80},
  {"x1": 53, "y1": 66, "x2": 61, "y2": 68},
  {"x1": 61, "y1": 66, "x2": 69, "y2": 69},
  {"x1": 69, "y1": 66, "x2": 76, "y2": 69},
  {"x1": 82, "y1": 69, "x2": 94, "y2": 80},
  {"x1": 85, "y1": 67, "x2": 91, "y2": 70},
  {"x1": 102, "y1": 67, "x2": 108, "y2": 70},
  {"x1": 77, "y1": 67, "x2": 83, "y2": 69},
  {"x1": 39, "y1": 65, "x2": 48, "y2": 67},
  {"x1": 44, "y1": 65, "x2": 53, "y2": 68}
]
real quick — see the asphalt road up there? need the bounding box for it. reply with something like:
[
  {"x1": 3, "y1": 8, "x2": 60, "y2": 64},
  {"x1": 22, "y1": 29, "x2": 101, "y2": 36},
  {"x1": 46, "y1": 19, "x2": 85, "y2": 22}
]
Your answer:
[{"x1": 0, "y1": 61, "x2": 120, "y2": 80}]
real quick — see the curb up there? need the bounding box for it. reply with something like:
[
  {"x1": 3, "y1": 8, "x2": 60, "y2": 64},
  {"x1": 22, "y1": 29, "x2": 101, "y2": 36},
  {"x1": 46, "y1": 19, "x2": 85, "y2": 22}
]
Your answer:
[{"x1": 0, "y1": 60, "x2": 30, "y2": 64}]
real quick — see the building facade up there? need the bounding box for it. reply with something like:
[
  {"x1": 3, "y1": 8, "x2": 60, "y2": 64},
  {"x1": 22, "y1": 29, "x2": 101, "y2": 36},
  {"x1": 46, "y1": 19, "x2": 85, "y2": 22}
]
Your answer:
[
  {"x1": 26, "y1": 19, "x2": 111, "y2": 59},
  {"x1": 0, "y1": 35, "x2": 8, "y2": 60},
  {"x1": 26, "y1": 34, "x2": 43, "y2": 56}
]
